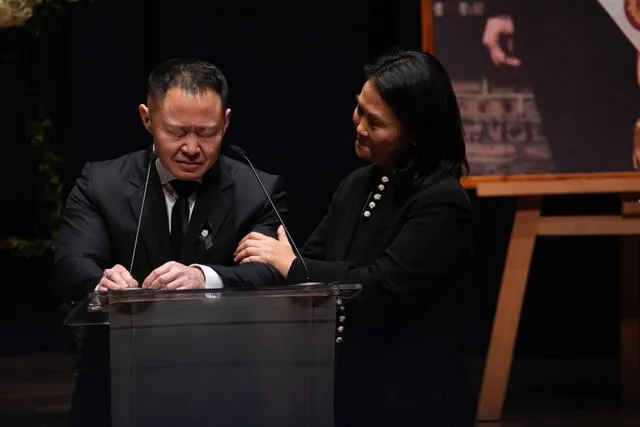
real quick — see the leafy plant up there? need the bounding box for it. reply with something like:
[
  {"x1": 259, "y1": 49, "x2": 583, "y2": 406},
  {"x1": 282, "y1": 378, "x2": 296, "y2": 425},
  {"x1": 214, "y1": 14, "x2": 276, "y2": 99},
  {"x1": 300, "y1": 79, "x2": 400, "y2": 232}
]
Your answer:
[
  {"x1": 1, "y1": 0, "x2": 92, "y2": 350},
  {"x1": 0, "y1": 0, "x2": 89, "y2": 256}
]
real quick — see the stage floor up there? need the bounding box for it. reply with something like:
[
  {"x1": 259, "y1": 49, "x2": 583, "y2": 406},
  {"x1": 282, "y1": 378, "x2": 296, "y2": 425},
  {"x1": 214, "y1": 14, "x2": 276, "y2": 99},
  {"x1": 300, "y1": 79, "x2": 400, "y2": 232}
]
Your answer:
[{"x1": 1, "y1": 353, "x2": 639, "y2": 426}]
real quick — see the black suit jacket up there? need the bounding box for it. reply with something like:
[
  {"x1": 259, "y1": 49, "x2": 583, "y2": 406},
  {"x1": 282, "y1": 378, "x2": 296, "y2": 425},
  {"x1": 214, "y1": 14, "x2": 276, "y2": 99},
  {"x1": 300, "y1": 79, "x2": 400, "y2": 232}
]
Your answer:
[
  {"x1": 54, "y1": 147, "x2": 287, "y2": 427},
  {"x1": 55, "y1": 147, "x2": 287, "y2": 301},
  {"x1": 288, "y1": 166, "x2": 475, "y2": 426}
]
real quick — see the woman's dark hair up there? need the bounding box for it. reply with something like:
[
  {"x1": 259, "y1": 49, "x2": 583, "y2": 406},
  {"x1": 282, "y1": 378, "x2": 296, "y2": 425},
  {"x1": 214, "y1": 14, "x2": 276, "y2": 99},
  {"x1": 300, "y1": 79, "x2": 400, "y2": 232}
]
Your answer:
[
  {"x1": 364, "y1": 49, "x2": 469, "y2": 181},
  {"x1": 147, "y1": 58, "x2": 229, "y2": 109}
]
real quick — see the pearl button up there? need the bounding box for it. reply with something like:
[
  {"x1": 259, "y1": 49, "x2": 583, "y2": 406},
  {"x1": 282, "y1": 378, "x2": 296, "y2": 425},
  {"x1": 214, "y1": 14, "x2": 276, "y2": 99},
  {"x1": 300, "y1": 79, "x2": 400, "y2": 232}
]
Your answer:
[
  {"x1": 336, "y1": 337, "x2": 343, "y2": 344},
  {"x1": 339, "y1": 305, "x2": 346, "y2": 312},
  {"x1": 381, "y1": 176, "x2": 389, "y2": 183},
  {"x1": 336, "y1": 298, "x2": 342, "y2": 305},
  {"x1": 369, "y1": 202, "x2": 376, "y2": 209},
  {"x1": 337, "y1": 326, "x2": 344, "y2": 333},
  {"x1": 378, "y1": 184, "x2": 385, "y2": 191},
  {"x1": 363, "y1": 211, "x2": 371, "y2": 218},
  {"x1": 374, "y1": 194, "x2": 381, "y2": 201},
  {"x1": 339, "y1": 315, "x2": 346, "y2": 323}
]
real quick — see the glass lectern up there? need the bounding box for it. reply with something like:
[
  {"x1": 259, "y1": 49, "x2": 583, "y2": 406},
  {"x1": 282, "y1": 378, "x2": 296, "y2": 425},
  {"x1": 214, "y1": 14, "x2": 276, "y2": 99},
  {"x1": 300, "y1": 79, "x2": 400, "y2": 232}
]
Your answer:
[{"x1": 65, "y1": 283, "x2": 361, "y2": 427}]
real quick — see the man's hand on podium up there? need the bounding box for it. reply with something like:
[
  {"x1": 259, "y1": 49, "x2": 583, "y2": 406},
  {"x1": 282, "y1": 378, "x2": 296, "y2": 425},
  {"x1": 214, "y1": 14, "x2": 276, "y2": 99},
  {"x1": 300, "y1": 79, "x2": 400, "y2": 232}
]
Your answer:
[
  {"x1": 141, "y1": 261, "x2": 206, "y2": 290},
  {"x1": 97, "y1": 264, "x2": 138, "y2": 292}
]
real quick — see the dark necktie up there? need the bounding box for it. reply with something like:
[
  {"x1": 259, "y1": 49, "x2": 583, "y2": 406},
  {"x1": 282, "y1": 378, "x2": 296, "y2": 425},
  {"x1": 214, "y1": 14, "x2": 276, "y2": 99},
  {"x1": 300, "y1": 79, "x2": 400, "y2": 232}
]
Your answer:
[{"x1": 170, "y1": 180, "x2": 197, "y2": 260}]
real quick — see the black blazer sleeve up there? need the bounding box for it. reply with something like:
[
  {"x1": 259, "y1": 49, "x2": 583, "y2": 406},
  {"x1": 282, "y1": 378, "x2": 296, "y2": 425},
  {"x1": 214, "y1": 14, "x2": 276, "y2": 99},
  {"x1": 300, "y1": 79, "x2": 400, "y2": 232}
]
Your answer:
[
  {"x1": 288, "y1": 179, "x2": 473, "y2": 307},
  {"x1": 211, "y1": 176, "x2": 288, "y2": 287},
  {"x1": 54, "y1": 163, "x2": 110, "y2": 300}
]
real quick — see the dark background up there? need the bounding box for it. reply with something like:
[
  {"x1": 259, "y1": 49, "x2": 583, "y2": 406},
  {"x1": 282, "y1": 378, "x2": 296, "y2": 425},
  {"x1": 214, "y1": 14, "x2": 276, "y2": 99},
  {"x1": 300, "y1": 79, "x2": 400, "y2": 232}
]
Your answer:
[{"x1": 0, "y1": 0, "x2": 621, "y2": 367}]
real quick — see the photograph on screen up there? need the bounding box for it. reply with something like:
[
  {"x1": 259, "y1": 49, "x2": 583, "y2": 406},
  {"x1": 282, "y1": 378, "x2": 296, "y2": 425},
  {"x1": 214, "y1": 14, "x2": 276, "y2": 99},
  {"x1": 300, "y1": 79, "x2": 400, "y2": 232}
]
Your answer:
[{"x1": 433, "y1": 0, "x2": 639, "y2": 176}]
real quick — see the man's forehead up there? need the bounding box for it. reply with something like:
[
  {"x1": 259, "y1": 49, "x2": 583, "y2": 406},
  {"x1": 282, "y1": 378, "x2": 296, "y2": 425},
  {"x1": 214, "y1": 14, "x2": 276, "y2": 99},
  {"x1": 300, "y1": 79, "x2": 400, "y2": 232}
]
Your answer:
[
  {"x1": 151, "y1": 87, "x2": 221, "y2": 104},
  {"x1": 161, "y1": 118, "x2": 220, "y2": 128},
  {"x1": 150, "y1": 96, "x2": 225, "y2": 119}
]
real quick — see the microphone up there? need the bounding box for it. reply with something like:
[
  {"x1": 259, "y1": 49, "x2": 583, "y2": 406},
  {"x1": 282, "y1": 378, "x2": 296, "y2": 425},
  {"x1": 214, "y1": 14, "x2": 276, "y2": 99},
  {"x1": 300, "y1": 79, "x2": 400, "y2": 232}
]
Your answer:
[
  {"x1": 129, "y1": 146, "x2": 159, "y2": 275},
  {"x1": 228, "y1": 145, "x2": 311, "y2": 282}
]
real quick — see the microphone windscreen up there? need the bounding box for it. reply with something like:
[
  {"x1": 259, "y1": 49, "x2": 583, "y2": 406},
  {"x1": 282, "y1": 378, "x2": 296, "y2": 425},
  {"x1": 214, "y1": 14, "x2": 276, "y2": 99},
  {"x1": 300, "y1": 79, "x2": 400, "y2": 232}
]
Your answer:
[{"x1": 228, "y1": 145, "x2": 247, "y2": 158}]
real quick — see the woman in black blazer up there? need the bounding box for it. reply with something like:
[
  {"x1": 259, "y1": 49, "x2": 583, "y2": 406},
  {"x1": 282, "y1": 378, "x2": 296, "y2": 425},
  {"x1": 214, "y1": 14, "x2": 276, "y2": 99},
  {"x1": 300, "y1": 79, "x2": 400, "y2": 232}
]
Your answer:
[{"x1": 235, "y1": 49, "x2": 475, "y2": 427}]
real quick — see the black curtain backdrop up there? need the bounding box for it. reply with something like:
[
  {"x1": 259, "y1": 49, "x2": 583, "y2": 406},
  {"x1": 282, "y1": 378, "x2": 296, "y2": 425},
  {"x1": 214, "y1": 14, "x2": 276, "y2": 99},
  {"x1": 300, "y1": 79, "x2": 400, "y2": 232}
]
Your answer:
[
  {"x1": 58, "y1": 0, "x2": 422, "y2": 241},
  {"x1": 0, "y1": 0, "x2": 620, "y2": 366}
]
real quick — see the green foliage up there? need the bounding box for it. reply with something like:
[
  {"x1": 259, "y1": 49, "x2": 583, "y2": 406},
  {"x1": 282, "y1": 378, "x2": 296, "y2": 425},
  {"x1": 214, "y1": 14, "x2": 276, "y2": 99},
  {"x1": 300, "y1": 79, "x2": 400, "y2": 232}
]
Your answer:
[
  {"x1": 0, "y1": 0, "x2": 91, "y2": 256},
  {"x1": 0, "y1": 0, "x2": 94, "y2": 349},
  {"x1": 0, "y1": 237, "x2": 54, "y2": 257}
]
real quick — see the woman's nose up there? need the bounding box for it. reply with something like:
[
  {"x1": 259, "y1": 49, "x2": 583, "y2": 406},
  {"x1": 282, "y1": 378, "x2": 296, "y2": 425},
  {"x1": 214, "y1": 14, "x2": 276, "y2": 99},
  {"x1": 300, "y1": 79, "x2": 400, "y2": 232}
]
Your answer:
[{"x1": 355, "y1": 120, "x2": 367, "y2": 137}]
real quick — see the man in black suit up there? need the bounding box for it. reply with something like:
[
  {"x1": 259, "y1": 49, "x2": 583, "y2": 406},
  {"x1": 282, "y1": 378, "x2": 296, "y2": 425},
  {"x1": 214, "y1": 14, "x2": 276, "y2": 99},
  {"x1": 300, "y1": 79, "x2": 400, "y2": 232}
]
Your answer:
[{"x1": 54, "y1": 58, "x2": 287, "y2": 426}]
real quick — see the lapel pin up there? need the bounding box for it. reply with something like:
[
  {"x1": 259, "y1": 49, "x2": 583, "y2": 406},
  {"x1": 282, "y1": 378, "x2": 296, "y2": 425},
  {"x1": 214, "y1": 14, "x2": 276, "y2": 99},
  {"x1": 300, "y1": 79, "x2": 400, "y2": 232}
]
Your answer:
[{"x1": 199, "y1": 225, "x2": 213, "y2": 250}]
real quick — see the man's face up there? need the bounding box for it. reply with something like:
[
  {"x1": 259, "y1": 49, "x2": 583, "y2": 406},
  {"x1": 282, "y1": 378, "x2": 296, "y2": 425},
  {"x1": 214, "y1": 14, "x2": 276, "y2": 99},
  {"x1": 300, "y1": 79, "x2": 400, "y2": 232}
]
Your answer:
[{"x1": 139, "y1": 87, "x2": 231, "y2": 180}]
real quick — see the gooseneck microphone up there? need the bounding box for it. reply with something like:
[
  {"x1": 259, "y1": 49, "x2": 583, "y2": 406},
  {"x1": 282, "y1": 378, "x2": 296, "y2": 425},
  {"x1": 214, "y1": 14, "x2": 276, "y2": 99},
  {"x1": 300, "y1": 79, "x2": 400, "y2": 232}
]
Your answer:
[
  {"x1": 129, "y1": 146, "x2": 159, "y2": 275},
  {"x1": 228, "y1": 145, "x2": 311, "y2": 282}
]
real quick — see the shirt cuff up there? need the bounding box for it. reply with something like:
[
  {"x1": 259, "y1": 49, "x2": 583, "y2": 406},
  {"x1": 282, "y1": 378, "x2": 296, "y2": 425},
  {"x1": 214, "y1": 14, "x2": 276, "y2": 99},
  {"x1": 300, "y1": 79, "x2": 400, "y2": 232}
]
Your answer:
[{"x1": 191, "y1": 264, "x2": 224, "y2": 289}]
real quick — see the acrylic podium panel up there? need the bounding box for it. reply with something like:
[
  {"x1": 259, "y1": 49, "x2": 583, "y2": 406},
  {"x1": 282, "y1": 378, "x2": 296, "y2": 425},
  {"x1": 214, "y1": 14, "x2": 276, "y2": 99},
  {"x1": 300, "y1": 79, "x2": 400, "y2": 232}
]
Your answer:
[{"x1": 65, "y1": 283, "x2": 360, "y2": 427}]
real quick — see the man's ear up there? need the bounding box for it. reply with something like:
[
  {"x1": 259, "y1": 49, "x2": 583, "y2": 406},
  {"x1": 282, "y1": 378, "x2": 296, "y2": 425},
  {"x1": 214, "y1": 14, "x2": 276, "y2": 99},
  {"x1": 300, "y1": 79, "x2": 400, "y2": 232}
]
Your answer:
[
  {"x1": 139, "y1": 104, "x2": 152, "y2": 133},
  {"x1": 223, "y1": 108, "x2": 231, "y2": 133}
]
